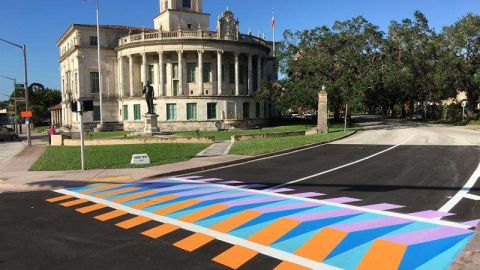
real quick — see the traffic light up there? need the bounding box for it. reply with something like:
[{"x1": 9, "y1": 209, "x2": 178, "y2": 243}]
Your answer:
[
  {"x1": 83, "y1": 100, "x2": 94, "y2": 112},
  {"x1": 71, "y1": 101, "x2": 78, "y2": 112},
  {"x1": 70, "y1": 100, "x2": 93, "y2": 112}
]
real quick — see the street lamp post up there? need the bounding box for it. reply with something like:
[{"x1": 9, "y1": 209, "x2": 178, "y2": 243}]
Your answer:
[
  {"x1": 0, "y1": 38, "x2": 31, "y2": 146},
  {"x1": 0, "y1": 75, "x2": 17, "y2": 131}
]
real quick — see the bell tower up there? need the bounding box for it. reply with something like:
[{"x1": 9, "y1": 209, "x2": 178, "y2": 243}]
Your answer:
[{"x1": 154, "y1": 0, "x2": 210, "y2": 31}]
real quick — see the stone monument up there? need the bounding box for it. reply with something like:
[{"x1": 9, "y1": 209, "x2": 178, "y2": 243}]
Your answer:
[
  {"x1": 317, "y1": 90, "x2": 328, "y2": 134},
  {"x1": 143, "y1": 81, "x2": 160, "y2": 135}
]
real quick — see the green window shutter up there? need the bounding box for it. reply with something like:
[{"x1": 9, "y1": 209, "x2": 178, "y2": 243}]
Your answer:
[
  {"x1": 93, "y1": 106, "x2": 101, "y2": 121},
  {"x1": 134, "y1": 104, "x2": 141, "y2": 120},
  {"x1": 243, "y1": 103, "x2": 250, "y2": 119},
  {"x1": 187, "y1": 103, "x2": 197, "y2": 120},
  {"x1": 123, "y1": 105, "x2": 129, "y2": 121},
  {"x1": 90, "y1": 72, "x2": 99, "y2": 93},
  {"x1": 187, "y1": 63, "x2": 196, "y2": 83},
  {"x1": 207, "y1": 103, "x2": 217, "y2": 120},
  {"x1": 203, "y1": 63, "x2": 211, "y2": 83},
  {"x1": 167, "y1": 104, "x2": 177, "y2": 120}
]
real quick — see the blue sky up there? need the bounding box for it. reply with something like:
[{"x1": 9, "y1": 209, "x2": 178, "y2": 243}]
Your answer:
[{"x1": 1, "y1": 0, "x2": 480, "y2": 100}]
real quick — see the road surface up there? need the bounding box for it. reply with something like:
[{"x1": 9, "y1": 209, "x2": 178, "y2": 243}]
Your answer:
[{"x1": 1, "y1": 118, "x2": 480, "y2": 270}]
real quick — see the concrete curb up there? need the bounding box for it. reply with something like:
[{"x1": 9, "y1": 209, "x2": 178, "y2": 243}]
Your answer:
[
  {"x1": 143, "y1": 131, "x2": 358, "y2": 179},
  {"x1": 450, "y1": 226, "x2": 480, "y2": 270}
]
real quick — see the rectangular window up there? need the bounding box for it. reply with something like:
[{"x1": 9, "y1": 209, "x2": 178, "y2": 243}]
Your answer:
[
  {"x1": 203, "y1": 63, "x2": 211, "y2": 83},
  {"x1": 163, "y1": 64, "x2": 167, "y2": 84},
  {"x1": 173, "y1": 64, "x2": 179, "y2": 79},
  {"x1": 183, "y1": 0, "x2": 191, "y2": 8},
  {"x1": 229, "y1": 64, "x2": 235, "y2": 84},
  {"x1": 187, "y1": 63, "x2": 196, "y2": 83},
  {"x1": 123, "y1": 105, "x2": 128, "y2": 120},
  {"x1": 90, "y1": 72, "x2": 99, "y2": 93},
  {"x1": 134, "y1": 104, "x2": 141, "y2": 120},
  {"x1": 256, "y1": 102, "x2": 260, "y2": 118},
  {"x1": 207, "y1": 103, "x2": 217, "y2": 120},
  {"x1": 167, "y1": 104, "x2": 177, "y2": 121},
  {"x1": 222, "y1": 65, "x2": 225, "y2": 82},
  {"x1": 243, "y1": 102, "x2": 250, "y2": 119},
  {"x1": 239, "y1": 64, "x2": 245, "y2": 85},
  {"x1": 89, "y1": 36, "x2": 98, "y2": 46},
  {"x1": 93, "y1": 106, "x2": 101, "y2": 121},
  {"x1": 148, "y1": 65, "x2": 155, "y2": 84},
  {"x1": 187, "y1": 103, "x2": 197, "y2": 120}
]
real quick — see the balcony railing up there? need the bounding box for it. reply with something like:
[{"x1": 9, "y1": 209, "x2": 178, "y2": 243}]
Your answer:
[{"x1": 118, "y1": 30, "x2": 267, "y2": 47}]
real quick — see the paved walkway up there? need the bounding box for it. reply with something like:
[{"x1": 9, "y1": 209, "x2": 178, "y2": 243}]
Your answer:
[
  {"x1": 0, "y1": 141, "x2": 25, "y2": 166},
  {"x1": 196, "y1": 140, "x2": 233, "y2": 157},
  {"x1": 0, "y1": 138, "x2": 247, "y2": 192}
]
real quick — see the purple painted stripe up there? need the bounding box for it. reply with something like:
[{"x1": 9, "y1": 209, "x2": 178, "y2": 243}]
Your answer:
[
  {"x1": 331, "y1": 216, "x2": 413, "y2": 232},
  {"x1": 237, "y1": 184, "x2": 266, "y2": 189},
  {"x1": 181, "y1": 176, "x2": 204, "y2": 179},
  {"x1": 408, "y1": 210, "x2": 455, "y2": 219},
  {"x1": 219, "y1": 181, "x2": 244, "y2": 184},
  {"x1": 362, "y1": 203, "x2": 405, "y2": 211},
  {"x1": 196, "y1": 178, "x2": 223, "y2": 182},
  {"x1": 254, "y1": 202, "x2": 319, "y2": 214},
  {"x1": 382, "y1": 226, "x2": 473, "y2": 245},
  {"x1": 265, "y1": 188, "x2": 294, "y2": 193},
  {"x1": 462, "y1": 219, "x2": 480, "y2": 228},
  {"x1": 290, "y1": 192, "x2": 325, "y2": 198},
  {"x1": 199, "y1": 191, "x2": 253, "y2": 202},
  {"x1": 290, "y1": 209, "x2": 362, "y2": 222},
  {"x1": 226, "y1": 196, "x2": 285, "y2": 207},
  {"x1": 323, "y1": 197, "x2": 362, "y2": 204},
  {"x1": 153, "y1": 184, "x2": 208, "y2": 193},
  {"x1": 174, "y1": 187, "x2": 226, "y2": 197}
]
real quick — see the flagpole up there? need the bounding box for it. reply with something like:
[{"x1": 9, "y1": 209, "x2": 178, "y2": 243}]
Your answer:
[
  {"x1": 96, "y1": 0, "x2": 104, "y2": 128},
  {"x1": 272, "y1": 8, "x2": 276, "y2": 57}
]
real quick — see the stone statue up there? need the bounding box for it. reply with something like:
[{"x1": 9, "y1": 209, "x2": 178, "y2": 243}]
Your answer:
[{"x1": 143, "y1": 81, "x2": 155, "y2": 114}]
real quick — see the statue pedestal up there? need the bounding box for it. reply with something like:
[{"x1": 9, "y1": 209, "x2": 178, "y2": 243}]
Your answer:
[
  {"x1": 317, "y1": 90, "x2": 329, "y2": 134},
  {"x1": 143, "y1": 114, "x2": 160, "y2": 136}
]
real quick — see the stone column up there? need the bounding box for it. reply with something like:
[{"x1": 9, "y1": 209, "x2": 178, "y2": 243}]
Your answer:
[
  {"x1": 257, "y1": 56, "x2": 262, "y2": 91},
  {"x1": 141, "y1": 52, "x2": 147, "y2": 87},
  {"x1": 217, "y1": 50, "x2": 223, "y2": 95},
  {"x1": 248, "y1": 53, "x2": 253, "y2": 95},
  {"x1": 235, "y1": 53, "x2": 240, "y2": 96},
  {"x1": 158, "y1": 51, "x2": 165, "y2": 96},
  {"x1": 117, "y1": 56, "x2": 124, "y2": 98},
  {"x1": 198, "y1": 50, "x2": 204, "y2": 95},
  {"x1": 317, "y1": 90, "x2": 328, "y2": 134},
  {"x1": 128, "y1": 55, "x2": 134, "y2": 97},
  {"x1": 177, "y1": 50, "x2": 184, "y2": 95}
]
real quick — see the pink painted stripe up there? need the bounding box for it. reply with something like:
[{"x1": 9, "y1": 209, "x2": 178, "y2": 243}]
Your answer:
[
  {"x1": 196, "y1": 178, "x2": 223, "y2": 182},
  {"x1": 254, "y1": 202, "x2": 318, "y2": 214},
  {"x1": 290, "y1": 209, "x2": 362, "y2": 222},
  {"x1": 409, "y1": 210, "x2": 455, "y2": 219},
  {"x1": 382, "y1": 226, "x2": 473, "y2": 245},
  {"x1": 291, "y1": 192, "x2": 325, "y2": 198},
  {"x1": 462, "y1": 219, "x2": 480, "y2": 228},
  {"x1": 323, "y1": 197, "x2": 362, "y2": 204},
  {"x1": 219, "y1": 181, "x2": 244, "y2": 184},
  {"x1": 264, "y1": 188, "x2": 294, "y2": 193},
  {"x1": 174, "y1": 187, "x2": 226, "y2": 197},
  {"x1": 237, "y1": 184, "x2": 266, "y2": 189},
  {"x1": 199, "y1": 191, "x2": 252, "y2": 202},
  {"x1": 362, "y1": 203, "x2": 405, "y2": 211},
  {"x1": 226, "y1": 196, "x2": 285, "y2": 207},
  {"x1": 181, "y1": 176, "x2": 204, "y2": 179},
  {"x1": 331, "y1": 216, "x2": 413, "y2": 232}
]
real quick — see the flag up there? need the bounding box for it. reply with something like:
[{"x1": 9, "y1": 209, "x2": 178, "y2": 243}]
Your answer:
[{"x1": 272, "y1": 9, "x2": 276, "y2": 29}]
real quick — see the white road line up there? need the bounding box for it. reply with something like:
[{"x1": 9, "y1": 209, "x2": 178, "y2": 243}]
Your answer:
[
  {"x1": 54, "y1": 188, "x2": 340, "y2": 270},
  {"x1": 463, "y1": 193, "x2": 480, "y2": 201},
  {"x1": 272, "y1": 137, "x2": 413, "y2": 189},
  {"x1": 439, "y1": 159, "x2": 480, "y2": 213}
]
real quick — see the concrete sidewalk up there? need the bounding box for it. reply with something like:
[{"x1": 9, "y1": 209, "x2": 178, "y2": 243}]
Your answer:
[{"x1": 0, "y1": 139, "x2": 247, "y2": 192}]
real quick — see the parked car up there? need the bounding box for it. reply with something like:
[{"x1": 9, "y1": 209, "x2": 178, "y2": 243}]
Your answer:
[{"x1": 0, "y1": 125, "x2": 19, "y2": 141}]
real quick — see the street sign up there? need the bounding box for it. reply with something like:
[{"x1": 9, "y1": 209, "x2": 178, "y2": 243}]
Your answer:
[
  {"x1": 15, "y1": 84, "x2": 25, "y2": 98},
  {"x1": 21, "y1": 111, "x2": 32, "y2": 118}
]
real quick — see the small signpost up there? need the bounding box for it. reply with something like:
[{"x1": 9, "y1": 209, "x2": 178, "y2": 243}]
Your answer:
[
  {"x1": 462, "y1": 100, "x2": 467, "y2": 120},
  {"x1": 20, "y1": 111, "x2": 32, "y2": 118},
  {"x1": 131, "y1": 154, "x2": 151, "y2": 165},
  {"x1": 71, "y1": 100, "x2": 94, "y2": 170}
]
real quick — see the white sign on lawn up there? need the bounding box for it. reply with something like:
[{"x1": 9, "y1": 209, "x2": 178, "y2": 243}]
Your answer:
[{"x1": 131, "y1": 154, "x2": 151, "y2": 165}]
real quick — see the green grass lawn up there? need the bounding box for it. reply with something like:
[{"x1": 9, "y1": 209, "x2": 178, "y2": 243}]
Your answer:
[
  {"x1": 229, "y1": 128, "x2": 356, "y2": 156},
  {"x1": 175, "y1": 124, "x2": 315, "y2": 141},
  {"x1": 30, "y1": 143, "x2": 210, "y2": 171}
]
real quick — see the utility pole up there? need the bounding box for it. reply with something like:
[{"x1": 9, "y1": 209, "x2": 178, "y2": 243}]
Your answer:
[{"x1": 0, "y1": 38, "x2": 31, "y2": 146}]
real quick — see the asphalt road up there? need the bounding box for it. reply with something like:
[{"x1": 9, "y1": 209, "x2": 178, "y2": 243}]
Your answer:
[{"x1": 2, "y1": 118, "x2": 480, "y2": 269}]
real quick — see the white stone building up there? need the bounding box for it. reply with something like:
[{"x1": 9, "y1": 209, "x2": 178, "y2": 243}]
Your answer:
[{"x1": 56, "y1": 0, "x2": 277, "y2": 132}]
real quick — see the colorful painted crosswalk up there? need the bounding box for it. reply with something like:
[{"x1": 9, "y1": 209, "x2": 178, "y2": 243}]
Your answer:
[{"x1": 47, "y1": 176, "x2": 477, "y2": 270}]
